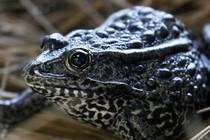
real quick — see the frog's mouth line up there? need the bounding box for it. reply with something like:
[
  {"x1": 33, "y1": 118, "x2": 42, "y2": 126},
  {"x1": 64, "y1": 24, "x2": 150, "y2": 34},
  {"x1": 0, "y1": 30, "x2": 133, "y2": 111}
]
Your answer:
[
  {"x1": 28, "y1": 83, "x2": 98, "y2": 99},
  {"x1": 26, "y1": 79, "x2": 148, "y2": 100}
]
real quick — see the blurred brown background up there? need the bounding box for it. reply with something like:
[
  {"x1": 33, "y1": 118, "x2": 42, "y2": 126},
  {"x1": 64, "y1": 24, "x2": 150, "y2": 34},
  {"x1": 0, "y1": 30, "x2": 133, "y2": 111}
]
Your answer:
[{"x1": 0, "y1": 0, "x2": 209, "y2": 140}]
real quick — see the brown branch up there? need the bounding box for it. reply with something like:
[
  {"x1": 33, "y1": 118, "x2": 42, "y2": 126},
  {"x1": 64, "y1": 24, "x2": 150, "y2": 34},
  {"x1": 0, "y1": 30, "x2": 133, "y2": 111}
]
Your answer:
[
  {"x1": 66, "y1": 0, "x2": 105, "y2": 25},
  {"x1": 19, "y1": 0, "x2": 58, "y2": 33},
  {"x1": 190, "y1": 125, "x2": 210, "y2": 140}
]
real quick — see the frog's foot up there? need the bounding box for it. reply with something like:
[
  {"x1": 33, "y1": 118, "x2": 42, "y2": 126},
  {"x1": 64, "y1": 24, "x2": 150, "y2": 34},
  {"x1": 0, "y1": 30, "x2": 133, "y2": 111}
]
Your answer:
[{"x1": 0, "y1": 88, "x2": 51, "y2": 130}]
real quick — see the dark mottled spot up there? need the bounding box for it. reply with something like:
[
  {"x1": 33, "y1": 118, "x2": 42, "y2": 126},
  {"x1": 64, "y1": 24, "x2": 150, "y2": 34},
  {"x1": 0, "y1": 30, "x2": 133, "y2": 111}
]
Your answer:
[
  {"x1": 97, "y1": 113, "x2": 103, "y2": 119},
  {"x1": 142, "y1": 31, "x2": 155, "y2": 44},
  {"x1": 79, "y1": 104, "x2": 87, "y2": 110},
  {"x1": 87, "y1": 92, "x2": 94, "y2": 98},
  {"x1": 72, "y1": 33, "x2": 82, "y2": 37},
  {"x1": 103, "y1": 113, "x2": 112, "y2": 119},
  {"x1": 88, "y1": 111, "x2": 95, "y2": 118},
  {"x1": 155, "y1": 26, "x2": 169, "y2": 39},
  {"x1": 107, "y1": 102, "x2": 117, "y2": 113},
  {"x1": 98, "y1": 100, "x2": 106, "y2": 105},
  {"x1": 156, "y1": 68, "x2": 172, "y2": 78},
  {"x1": 178, "y1": 58, "x2": 187, "y2": 67},
  {"x1": 89, "y1": 103, "x2": 106, "y2": 111},
  {"x1": 96, "y1": 30, "x2": 109, "y2": 38},
  {"x1": 120, "y1": 14, "x2": 130, "y2": 20},
  {"x1": 119, "y1": 126, "x2": 129, "y2": 134},
  {"x1": 151, "y1": 107, "x2": 167, "y2": 123},
  {"x1": 128, "y1": 40, "x2": 143, "y2": 48},
  {"x1": 116, "y1": 99, "x2": 124, "y2": 107},
  {"x1": 128, "y1": 22, "x2": 144, "y2": 32}
]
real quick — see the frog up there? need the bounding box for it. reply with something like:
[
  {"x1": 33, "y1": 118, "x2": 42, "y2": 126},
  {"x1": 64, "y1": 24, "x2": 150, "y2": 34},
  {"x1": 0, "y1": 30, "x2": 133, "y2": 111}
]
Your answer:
[{"x1": 3, "y1": 6, "x2": 210, "y2": 140}]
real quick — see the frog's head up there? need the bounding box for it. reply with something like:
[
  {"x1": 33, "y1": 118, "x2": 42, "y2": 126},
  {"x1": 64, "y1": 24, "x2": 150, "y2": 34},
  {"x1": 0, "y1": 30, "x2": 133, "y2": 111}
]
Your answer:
[
  {"x1": 22, "y1": 31, "x2": 192, "y2": 99},
  {"x1": 22, "y1": 32, "x2": 142, "y2": 100}
]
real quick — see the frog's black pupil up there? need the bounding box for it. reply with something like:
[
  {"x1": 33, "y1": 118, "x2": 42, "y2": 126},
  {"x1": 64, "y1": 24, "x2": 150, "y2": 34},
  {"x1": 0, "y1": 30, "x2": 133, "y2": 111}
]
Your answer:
[{"x1": 70, "y1": 52, "x2": 87, "y2": 67}]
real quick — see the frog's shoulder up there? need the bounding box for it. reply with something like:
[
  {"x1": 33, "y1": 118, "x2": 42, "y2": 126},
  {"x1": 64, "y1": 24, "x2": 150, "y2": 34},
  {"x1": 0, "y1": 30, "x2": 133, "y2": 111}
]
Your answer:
[{"x1": 98, "y1": 6, "x2": 191, "y2": 48}]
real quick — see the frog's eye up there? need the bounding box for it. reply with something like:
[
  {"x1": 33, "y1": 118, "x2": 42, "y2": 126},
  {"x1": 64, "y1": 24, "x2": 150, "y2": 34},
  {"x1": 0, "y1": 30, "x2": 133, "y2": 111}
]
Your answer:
[{"x1": 65, "y1": 48, "x2": 92, "y2": 72}]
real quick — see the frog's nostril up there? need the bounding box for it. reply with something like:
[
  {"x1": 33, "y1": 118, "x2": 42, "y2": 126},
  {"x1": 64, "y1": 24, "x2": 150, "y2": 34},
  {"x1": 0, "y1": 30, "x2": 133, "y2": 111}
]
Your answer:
[{"x1": 40, "y1": 36, "x2": 50, "y2": 51}]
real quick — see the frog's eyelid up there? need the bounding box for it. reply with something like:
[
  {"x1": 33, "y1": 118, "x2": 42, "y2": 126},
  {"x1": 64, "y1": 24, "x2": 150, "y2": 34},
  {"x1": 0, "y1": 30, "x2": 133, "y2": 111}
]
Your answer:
[{"x1": 92, "y1": 37, "x2": 192, "y2": 62}]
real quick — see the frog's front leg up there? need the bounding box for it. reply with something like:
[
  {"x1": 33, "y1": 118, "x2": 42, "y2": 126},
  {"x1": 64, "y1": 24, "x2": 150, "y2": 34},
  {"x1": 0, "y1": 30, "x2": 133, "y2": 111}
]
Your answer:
[{"x1": 0, "y1": 88, "x2": 50, "y2": 128}]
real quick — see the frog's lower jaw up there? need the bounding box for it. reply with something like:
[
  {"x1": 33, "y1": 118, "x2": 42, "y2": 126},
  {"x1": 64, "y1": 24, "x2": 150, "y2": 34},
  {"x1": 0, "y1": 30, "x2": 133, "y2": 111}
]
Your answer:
[
  {"x1": 28, "y1": 81, "x2": 189, "y2": 139},
  {"x1": 34, "y1": 87, "x2": 187, "y2": 140}
]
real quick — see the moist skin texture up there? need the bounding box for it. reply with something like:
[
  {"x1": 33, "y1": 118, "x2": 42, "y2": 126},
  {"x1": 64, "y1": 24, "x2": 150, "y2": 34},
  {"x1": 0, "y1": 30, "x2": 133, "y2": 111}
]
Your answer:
[{"x1": 22, "y1": 6, "x2": 210, "y2": 140}]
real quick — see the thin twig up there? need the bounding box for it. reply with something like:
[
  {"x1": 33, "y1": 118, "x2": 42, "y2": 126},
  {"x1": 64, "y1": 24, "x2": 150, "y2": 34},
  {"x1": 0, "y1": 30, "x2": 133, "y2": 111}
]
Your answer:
[
  {"x1": 67, "y1": 0, "x2": 105, "y2": 25},
  {"x1": 19, "y1": 0, "x2": 58, "y2": 33},
  {"x1": 141, "y1": 0, "x2": 153, "y2": 6},
  {"x1": 0, "y1": 90, "x2": 18, "y2": 99},
  {"x1": 104, "y1": 0, "x2": 132, "y2": 8},
  {"x1": 190, "y1": 125, "x2": 210, "y2": 140},
  {"x1": 0, "y1": 61, "x2": 10, "y2": 100},
  {"x1": 197, "y1": 107, "x2": 210, "y2": 114},
  {"x1": 0, "y1": 61, "x2": 28, "y2": 74}
]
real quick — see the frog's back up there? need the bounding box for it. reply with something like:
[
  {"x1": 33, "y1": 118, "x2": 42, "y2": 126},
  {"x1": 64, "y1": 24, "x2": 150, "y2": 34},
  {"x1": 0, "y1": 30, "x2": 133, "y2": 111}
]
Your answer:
[{"x1": 67, "y1": 6, "x2": 192, "y2": 52}]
